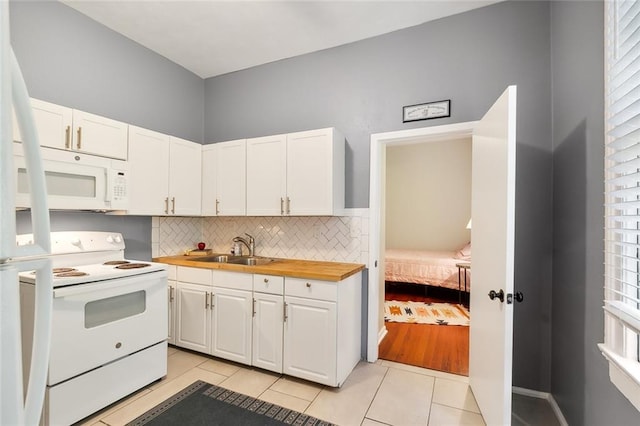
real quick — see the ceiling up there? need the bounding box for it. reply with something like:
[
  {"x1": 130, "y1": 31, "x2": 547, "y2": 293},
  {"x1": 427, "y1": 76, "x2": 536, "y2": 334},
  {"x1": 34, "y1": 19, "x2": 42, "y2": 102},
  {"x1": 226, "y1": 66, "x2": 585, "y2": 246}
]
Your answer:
[{"x1": 61, "y1": 1, "x2": 501, "y2": 79}]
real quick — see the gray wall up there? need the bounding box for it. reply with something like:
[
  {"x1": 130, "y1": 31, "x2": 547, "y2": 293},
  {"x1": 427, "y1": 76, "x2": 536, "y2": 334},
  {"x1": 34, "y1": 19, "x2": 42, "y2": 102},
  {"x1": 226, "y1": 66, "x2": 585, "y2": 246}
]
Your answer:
[
  {"x1": 10, "y1": 0, "x2": 205, "y2": 261},
  {"x1": 10, "y1": 1, "x2": 204, "y2": 143},
  {"x1": 550, "y1": 1, "x2": 639, "y2": 424},
  {"x1": 205, "y1": 1, "x2": 554, "y2": 392}
]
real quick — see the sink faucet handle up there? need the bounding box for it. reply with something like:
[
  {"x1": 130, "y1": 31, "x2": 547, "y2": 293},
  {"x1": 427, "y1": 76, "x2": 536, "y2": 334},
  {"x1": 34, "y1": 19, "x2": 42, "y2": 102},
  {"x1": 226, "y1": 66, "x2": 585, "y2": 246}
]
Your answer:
[{"x1": 245, "y1": 233, "x2": 255, "y2": 243}]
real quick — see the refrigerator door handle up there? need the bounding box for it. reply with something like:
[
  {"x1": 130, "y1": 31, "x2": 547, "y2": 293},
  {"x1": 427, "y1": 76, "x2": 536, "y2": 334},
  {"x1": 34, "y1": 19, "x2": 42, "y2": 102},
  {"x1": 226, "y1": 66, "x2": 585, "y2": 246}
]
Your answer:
[{"x1": 9, "y1": 48, "x2": 51, "y2": 259}]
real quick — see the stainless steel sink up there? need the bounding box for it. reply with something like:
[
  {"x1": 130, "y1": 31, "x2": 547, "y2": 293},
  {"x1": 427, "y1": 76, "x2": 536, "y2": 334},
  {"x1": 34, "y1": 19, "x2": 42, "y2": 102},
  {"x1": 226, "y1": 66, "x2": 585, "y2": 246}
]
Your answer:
[
  {"x1": 227, "y1": 257, "x2": 276, "y2": 266},
  {"x1": 193, "y1": 254, "x2": 276, "y2": 266}
]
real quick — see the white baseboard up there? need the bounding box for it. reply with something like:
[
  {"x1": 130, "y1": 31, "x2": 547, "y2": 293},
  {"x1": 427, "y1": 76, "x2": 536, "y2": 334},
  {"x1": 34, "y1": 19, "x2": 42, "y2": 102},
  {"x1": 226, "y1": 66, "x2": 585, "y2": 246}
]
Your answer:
[
  {"x1": 512, "y1": 386, "x2": 568, "y2": 426},
  {"x1": 378, "y1": 326, "x2": 388, "y2": 345}
]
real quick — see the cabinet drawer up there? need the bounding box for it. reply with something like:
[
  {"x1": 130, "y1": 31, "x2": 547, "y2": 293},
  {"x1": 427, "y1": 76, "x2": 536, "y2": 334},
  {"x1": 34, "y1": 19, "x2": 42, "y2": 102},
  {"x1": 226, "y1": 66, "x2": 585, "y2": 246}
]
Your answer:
[
  {"x1": 177, "y1": 266, "x2": 212, "y2": 285},
  {"x1": 212, "y1": 270, "x2": 252, "y2": 291},
  {"x1": 285, "y1": 277, "x2": 337, "y2": 302},
  {"x1": 253, "y1": 274, "x2": 284, "y2": 295}
]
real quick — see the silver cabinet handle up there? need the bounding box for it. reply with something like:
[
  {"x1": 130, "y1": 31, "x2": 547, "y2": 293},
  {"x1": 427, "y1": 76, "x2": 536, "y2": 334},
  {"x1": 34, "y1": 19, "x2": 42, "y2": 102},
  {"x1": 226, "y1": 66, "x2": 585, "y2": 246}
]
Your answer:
[
  {"x1": 215, "y1": 199, "x2": 220, "y2": 215},
  {"x1": 280, "y1": 197, "x2": 284, "y2": 215},
  {"x1": 283, "y1": 302, "x2": 288, "y2": 322},
  {"x1": 76, "y1": 126, "x2": 82, "y2": 150},
  {"x1": 210, "y1": 292, "x2": 214, "y2": 310},
  {"x1": 65, "y1": 125, "x2": 71, "y2": 148},
  {"x1": 169, "y1": 286, "x2": 174, "y2": 302},
  {"x1": 252, "y1": 298, "x2": 256, "y2": 317},
  {"x1": 286, "y1": 197, "x2": 291, "y2": 215},
  {"x1": 205, "y1": 291, "x2": 209, "y2": 309},
  {"x1": 171, "y1": 197, "x2": 175, "y2": 214},
  {"x1": 164, "y1": 197, "x2": 169, "y2": 214},
  {"x1": 306, "y1": 282, "x2": 311, "y2": 288},
  {"x1": 264, "y1": 278, "x2": 269, "y2": 283}
]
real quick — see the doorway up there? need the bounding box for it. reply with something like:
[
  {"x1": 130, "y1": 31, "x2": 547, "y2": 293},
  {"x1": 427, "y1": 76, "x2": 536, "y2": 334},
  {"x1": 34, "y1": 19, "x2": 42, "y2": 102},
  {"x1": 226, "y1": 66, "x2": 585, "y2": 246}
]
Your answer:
[
  {"x1": 367, "y1": 121, "x2": 476, "y2": 364},
  {"x1": 377, "y1": 137, "x2": 472, "y2": 375}
]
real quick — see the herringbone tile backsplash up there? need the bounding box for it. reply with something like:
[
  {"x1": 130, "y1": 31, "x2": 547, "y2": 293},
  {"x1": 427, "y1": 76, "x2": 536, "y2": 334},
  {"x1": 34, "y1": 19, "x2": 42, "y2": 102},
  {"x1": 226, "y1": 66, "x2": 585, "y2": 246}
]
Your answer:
[{"x1": 152, "y1": 210, "x2": 369, "y2": 265}]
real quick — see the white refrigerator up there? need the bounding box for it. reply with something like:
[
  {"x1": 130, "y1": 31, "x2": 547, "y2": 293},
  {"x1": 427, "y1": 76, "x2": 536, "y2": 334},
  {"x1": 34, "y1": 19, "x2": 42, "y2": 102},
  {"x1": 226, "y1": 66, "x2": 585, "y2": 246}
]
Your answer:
[{"x1": 1, "y1": 2, "x2": 54, "y2": 425}]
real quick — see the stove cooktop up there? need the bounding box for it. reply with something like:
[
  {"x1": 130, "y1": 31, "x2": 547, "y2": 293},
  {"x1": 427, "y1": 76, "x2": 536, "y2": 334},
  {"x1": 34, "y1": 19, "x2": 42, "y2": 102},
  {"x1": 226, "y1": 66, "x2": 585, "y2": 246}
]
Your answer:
[{"x1": 20, "y1": 260, "x2": 167, "y2": 287}]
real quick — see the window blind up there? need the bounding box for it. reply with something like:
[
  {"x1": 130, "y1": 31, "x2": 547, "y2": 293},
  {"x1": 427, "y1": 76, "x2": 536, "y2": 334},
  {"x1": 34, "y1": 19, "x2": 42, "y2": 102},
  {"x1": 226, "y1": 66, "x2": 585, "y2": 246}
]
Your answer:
[{"x1": 603, "y1": 0, "x2": 640, "y2": 402}]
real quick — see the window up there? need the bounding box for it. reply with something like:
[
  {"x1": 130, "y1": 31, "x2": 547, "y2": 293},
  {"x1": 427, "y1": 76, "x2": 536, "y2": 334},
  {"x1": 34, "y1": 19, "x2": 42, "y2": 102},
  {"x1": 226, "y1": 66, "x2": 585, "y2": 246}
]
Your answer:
[{"x1": 602, "y1": 0, "x2": 640, "y2": 411}]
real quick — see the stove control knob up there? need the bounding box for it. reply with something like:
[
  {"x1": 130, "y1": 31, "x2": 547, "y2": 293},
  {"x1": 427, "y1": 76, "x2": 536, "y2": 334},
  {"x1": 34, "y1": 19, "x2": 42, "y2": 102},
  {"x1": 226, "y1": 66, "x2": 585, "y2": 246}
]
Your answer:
[
  {"x1": 70, "y1": 238, "x2": 81, "y2": 247},
  {"x1": 114, "y1": 235, "x2": 122, "y2": 243},
  {"x1": 106, "y1": 235, "x2": 114, "y2": 243}
]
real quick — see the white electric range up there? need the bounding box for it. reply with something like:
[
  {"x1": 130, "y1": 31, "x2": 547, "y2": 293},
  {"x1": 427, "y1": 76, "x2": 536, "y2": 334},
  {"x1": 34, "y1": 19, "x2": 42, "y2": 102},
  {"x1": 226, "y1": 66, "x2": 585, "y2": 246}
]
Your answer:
[{"x1": 18, "y1": 231, "x2": 168, "y2": 426}]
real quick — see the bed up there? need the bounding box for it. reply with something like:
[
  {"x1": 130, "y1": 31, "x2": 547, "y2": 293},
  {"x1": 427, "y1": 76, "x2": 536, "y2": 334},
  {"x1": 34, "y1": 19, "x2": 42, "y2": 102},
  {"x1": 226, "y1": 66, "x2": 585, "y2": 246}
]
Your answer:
[{"x1": 384, "y1": 245, "x2": 471, "y2": 292}]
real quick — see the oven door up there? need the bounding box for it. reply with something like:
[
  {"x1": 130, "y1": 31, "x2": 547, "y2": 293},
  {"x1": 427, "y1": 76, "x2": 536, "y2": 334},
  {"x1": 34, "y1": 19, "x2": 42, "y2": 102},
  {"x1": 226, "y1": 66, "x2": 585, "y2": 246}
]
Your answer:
[{"x1": 48, "y1": 270, "x2": 167, "y2": 386}]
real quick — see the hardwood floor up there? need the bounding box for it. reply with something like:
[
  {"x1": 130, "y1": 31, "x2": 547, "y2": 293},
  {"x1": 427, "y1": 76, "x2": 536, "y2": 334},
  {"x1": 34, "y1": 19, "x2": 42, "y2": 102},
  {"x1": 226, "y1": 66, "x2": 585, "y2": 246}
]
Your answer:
[{"x1": 378, "y1": 283, "x2": 470, "y2": 376}]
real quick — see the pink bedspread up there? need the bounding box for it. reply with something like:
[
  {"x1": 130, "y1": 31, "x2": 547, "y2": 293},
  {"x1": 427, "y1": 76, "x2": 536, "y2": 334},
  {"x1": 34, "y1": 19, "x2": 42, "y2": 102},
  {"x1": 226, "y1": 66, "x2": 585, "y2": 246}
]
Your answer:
[{"x1": 384, "y1": 249, "x2": 470, "y2": 291}]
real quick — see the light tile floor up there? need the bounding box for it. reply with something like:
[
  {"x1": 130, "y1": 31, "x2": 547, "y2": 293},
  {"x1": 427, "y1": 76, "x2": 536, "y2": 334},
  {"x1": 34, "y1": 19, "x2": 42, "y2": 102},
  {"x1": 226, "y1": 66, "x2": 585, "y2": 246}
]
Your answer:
[{"x1": 79, "y1": 346, "x2": 549, "y2": 426}]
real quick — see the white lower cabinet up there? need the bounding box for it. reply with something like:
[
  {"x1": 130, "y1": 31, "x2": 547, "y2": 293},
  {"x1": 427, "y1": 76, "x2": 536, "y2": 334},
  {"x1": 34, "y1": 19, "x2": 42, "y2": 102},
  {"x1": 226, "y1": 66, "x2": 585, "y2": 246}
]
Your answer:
[
  {"x1": 283, "y1": 274, "x2": 362, "y2": 387},
  {"x1": 175, "y1": 281, "x2": 210, "y2": 353},
  {"x1": 283, "y1": 296, "x2": 337, "y2": 384},
  {"x1": 210, "y1": 286, "x2": 253, "y2": 365},
  {"x1": 252, "y1": 274, "x2": 284, "y2": 373},
  {"x1": 171, "y1": 266, "x2": 362, "y2": 387},
  {"x1": 175, "y1": 267, "x2": 212, "y2": 353}
]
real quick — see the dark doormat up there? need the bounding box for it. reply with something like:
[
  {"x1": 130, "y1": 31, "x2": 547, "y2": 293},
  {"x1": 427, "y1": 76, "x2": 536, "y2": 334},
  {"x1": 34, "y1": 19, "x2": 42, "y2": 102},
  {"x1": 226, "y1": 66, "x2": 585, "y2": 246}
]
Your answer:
[{"x1": 126, "y1": 380, "x2": 334, "y2": 426}]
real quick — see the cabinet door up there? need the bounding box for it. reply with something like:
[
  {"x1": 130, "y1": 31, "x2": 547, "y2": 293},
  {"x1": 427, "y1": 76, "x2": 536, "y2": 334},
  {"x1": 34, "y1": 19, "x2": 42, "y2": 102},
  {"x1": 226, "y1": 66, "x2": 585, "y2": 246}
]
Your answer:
[
  {"x1": 252, "y1": 293, "x2": 284, "y2": 373},
  {"x1": 13, "y1": 98, "x2": 72, "y2": 150},
  {"x1": 168, "y1": 281, "x2": 176, "y2": 345},
  {"x1": 72, "y1": 109, "x2": 128, "y2": 160},
  {"x1": 246, "y1": 134, "x2": 287, "y2": 216},
  {"x1": 169, "y1": 137, "x2": 202, "y2": 216},
  {"x1": 175, "y1": 282, "x2": 210, "y2": 353},
  {"x1": 286, "y1": 128, "x2": 344, "y2": 215},
  {"x1": 211, "y1": 287, "x2": 252, "y2": 365},
  {"x1": 127, "y1": 126, "x2": 170, "y2": 215},
  {"x1": 283, "y1": 296, "x2": 337, "y2": 386},
  {"x1": 201, "y1": 144, "x2": 218, "y2": 216},
  {"x1": 215, "y1": 139, "x2": 246, "y2": 215}
]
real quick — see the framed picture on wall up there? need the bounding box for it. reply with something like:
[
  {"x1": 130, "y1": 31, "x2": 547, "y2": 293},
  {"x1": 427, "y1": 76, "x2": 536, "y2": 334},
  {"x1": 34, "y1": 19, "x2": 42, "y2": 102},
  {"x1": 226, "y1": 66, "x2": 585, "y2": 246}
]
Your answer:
[{"x1": 403, "y1": 100, "x2": 451, "y2": 122}]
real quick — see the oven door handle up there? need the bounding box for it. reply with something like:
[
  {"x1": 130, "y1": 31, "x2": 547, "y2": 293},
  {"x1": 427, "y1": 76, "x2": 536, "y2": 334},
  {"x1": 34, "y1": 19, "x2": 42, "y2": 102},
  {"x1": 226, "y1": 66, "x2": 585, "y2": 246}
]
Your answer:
[{"x1": 53, "y1": 271, "x2": 167, "y2": 299}]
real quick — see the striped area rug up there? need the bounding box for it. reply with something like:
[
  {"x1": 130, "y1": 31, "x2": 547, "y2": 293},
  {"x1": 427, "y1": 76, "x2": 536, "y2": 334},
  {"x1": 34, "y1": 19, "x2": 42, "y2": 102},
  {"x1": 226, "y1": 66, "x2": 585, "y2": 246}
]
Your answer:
[{"x1": 384, "y1": 301, "x2": 470, "y2": 326}]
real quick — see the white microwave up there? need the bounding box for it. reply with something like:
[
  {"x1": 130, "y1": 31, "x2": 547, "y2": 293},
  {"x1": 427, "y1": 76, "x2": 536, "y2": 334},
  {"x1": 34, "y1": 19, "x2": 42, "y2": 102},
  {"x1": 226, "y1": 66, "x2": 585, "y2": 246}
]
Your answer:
[{"x1": 13, "y1": 143, "x2": 129, "y2": 211}]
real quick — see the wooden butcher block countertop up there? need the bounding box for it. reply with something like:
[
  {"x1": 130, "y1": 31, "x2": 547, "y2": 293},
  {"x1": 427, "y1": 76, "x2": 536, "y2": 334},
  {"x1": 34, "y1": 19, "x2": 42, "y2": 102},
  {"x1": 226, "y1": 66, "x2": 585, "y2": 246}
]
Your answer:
[{"x1": 153, "y1": 255, "x2": 365, "y2": 282}]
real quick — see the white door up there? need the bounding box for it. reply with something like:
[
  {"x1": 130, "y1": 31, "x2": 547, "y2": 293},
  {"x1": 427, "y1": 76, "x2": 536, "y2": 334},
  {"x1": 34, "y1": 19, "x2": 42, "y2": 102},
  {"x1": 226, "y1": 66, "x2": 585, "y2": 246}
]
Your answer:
[
  {"x1": 286, "y1": 128, "x2": 334, "y2": 215},
  {"x1": 127, "y1": 126, "x2": 170, "y2": 215},
  {"x1": 210, "y1": 287, "x2": 252, "y2": 365},
  {"x1": 201, "y1": 144, "x2": 218, "y2": 215},
  {"x1": 252, "y1": 292, "x2": 284, "y2": 373},
  {"x1": 12, "y1": 98, "x2": 72, "y2": 150},
  {"x1": 175, "y1": 282, "x2": 210, "y2": 353},
  {"x1": 169, "y1": 137, "x2": 202, "y2": 216},
  {"x1": 283, "y1": 296, "x2": 337, "y2": 386},
  {"x1": 72, "y1": 109, "x2": 128, "y2": 160},
  {"x1": 469, "y1": 85, "x2": 517, "y2": 425},
  {"x1": 216, "y1": 139, "x2": 246, "y2": 215},
  {"x1": 246, "y1": 134, "x2": 287, "y2": 216}
]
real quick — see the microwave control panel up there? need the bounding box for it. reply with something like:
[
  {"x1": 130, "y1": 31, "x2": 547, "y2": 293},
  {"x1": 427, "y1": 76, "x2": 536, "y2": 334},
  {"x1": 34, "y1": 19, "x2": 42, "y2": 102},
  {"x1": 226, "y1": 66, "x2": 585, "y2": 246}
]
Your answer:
[{"x1": 109, "y1": 170, "x2": 129, "y2": 209}]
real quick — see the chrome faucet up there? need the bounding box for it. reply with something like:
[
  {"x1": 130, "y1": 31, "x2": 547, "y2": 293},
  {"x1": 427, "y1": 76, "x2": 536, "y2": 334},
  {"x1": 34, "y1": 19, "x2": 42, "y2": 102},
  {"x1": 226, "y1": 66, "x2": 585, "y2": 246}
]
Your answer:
[{"x1": 233, "y1": 233, "x2": 255, "y2": 257}]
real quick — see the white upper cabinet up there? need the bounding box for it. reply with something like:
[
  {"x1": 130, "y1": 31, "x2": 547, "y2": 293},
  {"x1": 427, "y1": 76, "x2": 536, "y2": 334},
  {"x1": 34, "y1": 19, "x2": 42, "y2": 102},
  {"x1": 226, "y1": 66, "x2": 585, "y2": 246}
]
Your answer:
[
  {"x1": 169, "y1": 136, "x2": 202, "y2": 216},
  {"x1": 246, "y1": 128, "x2": 345, "y2": 216},
  {"x1": 202, "y1": 139, "x2": 246, "y2": 216},
  {"x1": 246, "y1": 134, "x2": 287, "y2": 216},
  {"x1": 286, "y1": 128, "x2": 344, "y2": 215},
  {"x1": 13, "y1": 98, "x2": 128, "y2": 160},
  {"x1": 128, "y1": 126, "x2": 201, "y2": 216}
]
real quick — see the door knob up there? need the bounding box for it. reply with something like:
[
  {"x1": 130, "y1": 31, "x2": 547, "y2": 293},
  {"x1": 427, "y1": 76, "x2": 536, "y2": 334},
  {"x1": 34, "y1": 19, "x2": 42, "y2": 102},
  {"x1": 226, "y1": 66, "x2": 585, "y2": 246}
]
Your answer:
[{"x1": 488, "y1": 289, "x2": 504, "y2": 302}]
